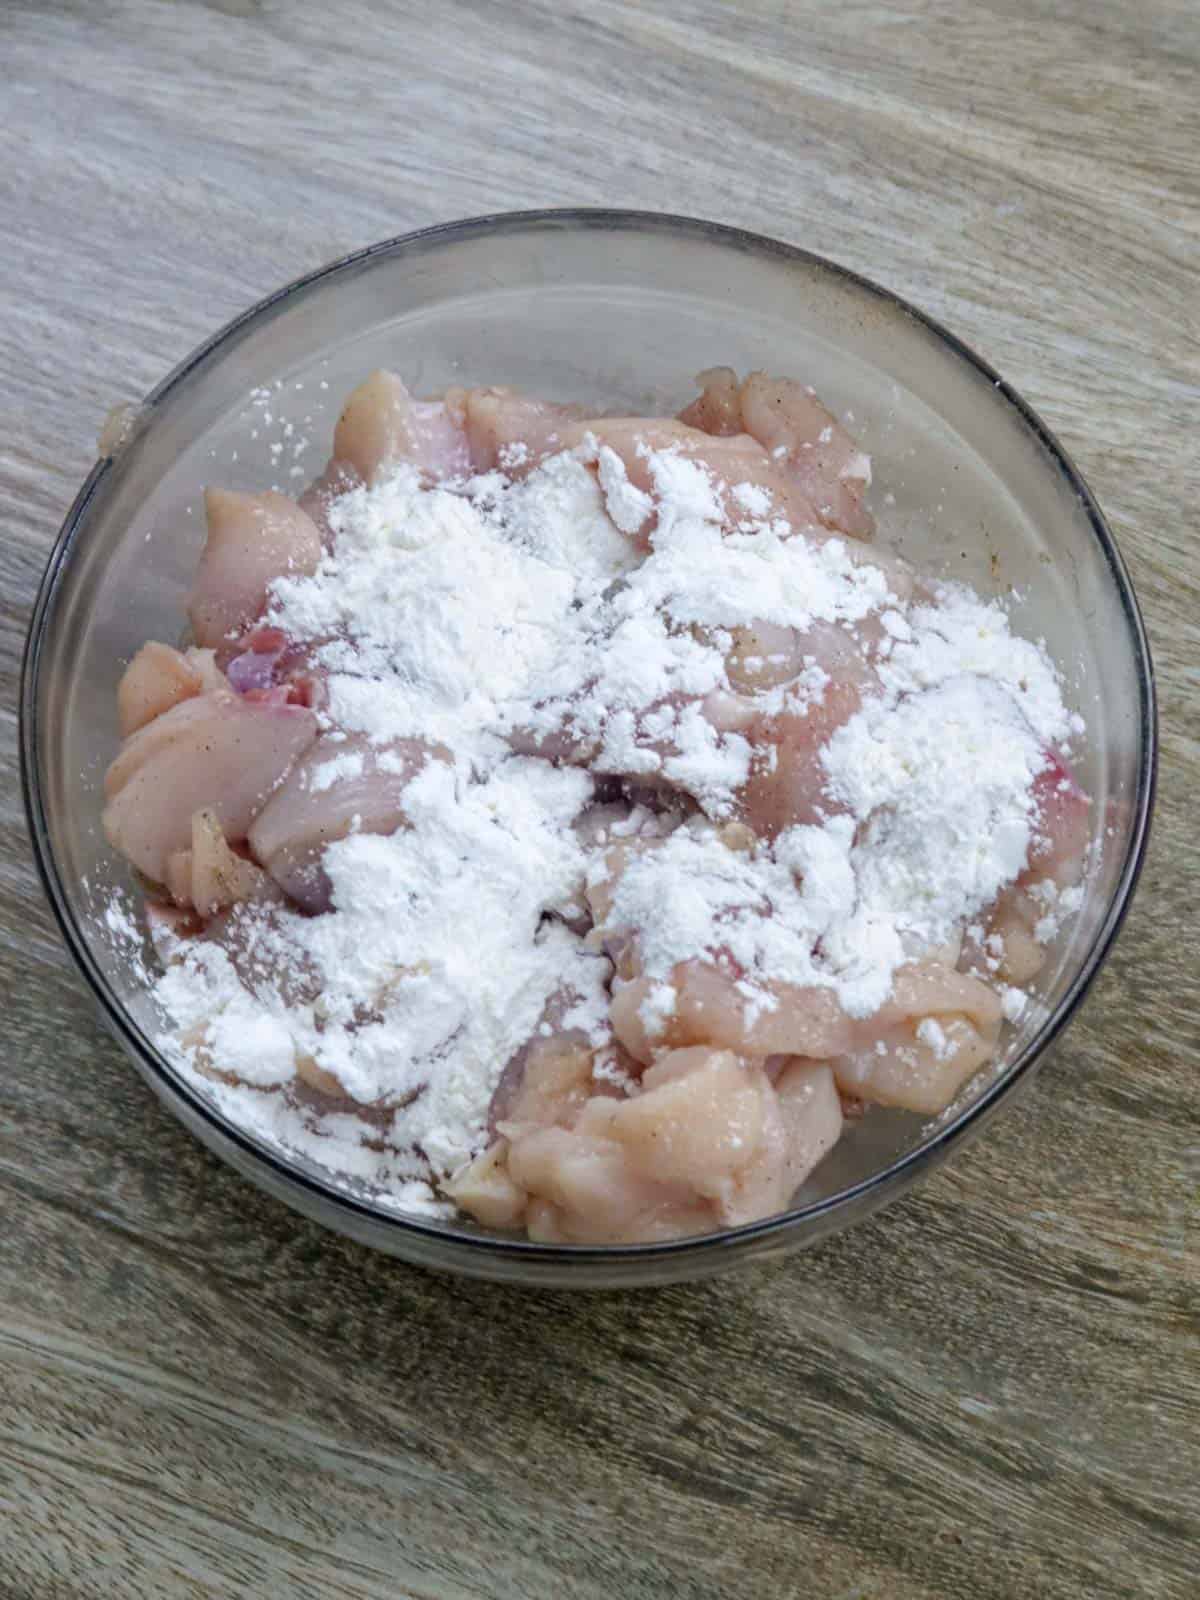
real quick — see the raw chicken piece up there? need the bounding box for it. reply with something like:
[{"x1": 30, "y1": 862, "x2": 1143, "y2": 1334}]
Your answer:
[
  {"x1": 507, "y1": 1126, "x2": 671, "y2": 1243},
  {"x1": 576, "y1": 1048, "x2": 769, "y2": 1202},
  {"x1": 188, "y1": 489, "x2": 323, "y2": 648},
  {"x1": 332, "y1": 370, "x2": 471, "y2": 485},
  {"x1": 610, "y1": 959, "x2": 853, "y2": 1064},
  {"x1": 568, "y1": 417, "x2": 824, "y2": 545},
  {"x1": 675, "y1": 366, "x2": 745, "y2": 435},
  {"x1": 297, "y1": 458, "x2": 363, "y2": 546},
  {"x1": 482, "y1": 1047, "x2": 844, "y2": 1242},
  {"x1": 972, "y1": 911, "x2": 1043, "y2": 987},
  {"x1": 832, "y1": 963, "x2": 1003, "y2": 1114},
  {"x1": 165, "y1": 808, "x2": 276, "y2": 917},
  {"x1": 1028, "y1": 749, "x2": 1091, "y2": 880},
  {"x1": 513, "y1": 681, "x2": 738, "y2": 791},
  {"x1": 247, "y1": 733, "x2": 448, "y2": 912},
  {"x1": 113, "y1": 364, "x2": 1092, "y2": 1247},
  {"x1": 679, "y1": 368, "x2": 874, "y2": 539},
  {"x1": 117, "y1": 642, "x2": 224, "y2": 737},
  {"x1": 163, "y1": 849, "x2": 193, "y2": 908},
  {"x1": 103, "y1": 690, "x2": 318, "y2": 883},
  {"x1": 724, "y1": 620, "x2": 809, "y2": 693},
  {"x1": 452, "y1": 1026, "x2": 638, "y2": 1233},
  {"x1": 293, "y1": 1053, "x2": 348, "y2": 1101},
  {"x1": 456, "y1": 386, "x2": 588, "y2": 473},
  {"x1": 505, "y1": 702, "x2": 602, "y2": 766},
  {"x1": 491, "y1": 1030, "x2": 601, "y2": 1139},
  {"x1": 737, "y1": 621, "x2": 878, "y2": 834},
  {"x1": 775, "y1": 1060, "x2": 845, "y2": 1189},
  {"x1": 965, "y1": 749, "x2": 1091, "y2": 984},
  {"x1": 583, "y1": 835, "x2": 659, "y2": 931},
  {"x1": 721, "y1": 1061, "x2": 844, "y2": 1225},
  {"x1": 443, "y1": 1140, "x2": 527, "y2": 1230},
  {"x1": 201, "y1": 895, "x2": 320, "y2": 1011}
]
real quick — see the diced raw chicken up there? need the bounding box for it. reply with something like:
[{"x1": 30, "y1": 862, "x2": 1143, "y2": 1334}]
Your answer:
[
  {"x1": 722, "y1": 543, "x2": 907, "y2": 697},
  {"x1": 832, "y1": 963, "x2": 1003, "y2": 1114},
  {"x1": 332, "y1": 370, "x2": 471, "y2": 485},
  {"x1": 165, "y1": 808, "x2": 274, "y2": 917},
  {"x1": 443, "y1": 1140, "x2": 527, "y2": 1230},
  {"x1": 721, "y1": 1060, "x2": 844, "y2": 1224},
  {"x1": 965, "y1": 749, "x2": 1091, "y2": 984},
  {"x1": 971, "y1": 908, "x2": 1043, "y2": 986},
  {"x1": 117, "y1": 642, "x2": 224, "y2": 737},
  {"x1": 739, "y1": 693, "x2": 856, "y2": 834},
  {"x1": 675, "y1": 366, "x2": 745, "y2": 435},
  {"x1": 582, "y1": 832, "x2": 672, "y2": 940},
  {"x1": 192, "y1": 812, "x2": 272, "y2": 915},
  {"x1": 1028, "y1": 749, "x2": 1091, "y2": 881},
  {"x1": 567, "y1": 417, "x2": 825, "y2": 544},
  {"x1": 506, "y1": 1126, "x2": 669, "y2": 1243},
  {"x1": 455, "y1": 386, "x2": 589, "y2": 474},
  {"x1": 491, "y1": 1030, "x2": 601, "y2": 1139},
  {"x1": 774, "y1": 1060, "x2": 845, "y2": 1190},
  {"x1": 452, "y1": 397, "x2": 826, "y2": 540},
  {"x1": 188, "y1": 489, "x2": 323, "y2": 648},
  {"x1": 113, "y1": 365, "x2": 1091, "y2": 1247},
  {"x1": 163, "y1": 849, "x2": 193, "y2": 908},
  {"x1": 474, "y1": 1047, "x2": 845, "y2": 1242},
  {"x1": 679, "y1": 368, "x2": 874, "y2": 539},
  {"x1": 103, "y1": 690, "x2": 318, "y2": 883},
  {"x1": 297, "y1": 458, "x2": 363, "y2": 546},
  {"x1": 247, "y1": 733, "x2": 448, "y2": 912},
  {"x1": 293, "y1": 1053, "x2": 348, "y2": 1100},
  {"x1": 610, "y1": 959, "x2": 853, "y2": 1064},
  {"x1": 505, "y1": 703, "x2": 601, "y2": 766},
  {"x1": 201, "y1": 896, "x2": 320, "y2": 1010},
  {"x1": 737, "y1": 621, "x2": 877, "y2": 834},
  {"x1": 576, "y1": 1048, "x2": 768, "y2": 1201},
  {"x1": 724, "y1": 620, "x2": 808, "y2": 693}
]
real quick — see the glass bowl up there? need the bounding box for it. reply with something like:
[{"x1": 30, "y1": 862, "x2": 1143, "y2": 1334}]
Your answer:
[{"x1": 21, "y1": 210, "x2": 1155, "y2": 1288}]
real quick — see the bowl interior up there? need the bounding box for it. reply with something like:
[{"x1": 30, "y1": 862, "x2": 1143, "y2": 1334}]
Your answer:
[{"x1": 26, "y1": 213, "x2": 1152, "y2": 1260}]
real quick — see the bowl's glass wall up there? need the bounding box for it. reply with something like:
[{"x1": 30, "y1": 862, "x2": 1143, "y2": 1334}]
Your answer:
[{"x1": 26, "y1": 214, "x2": 1152, "y2": 1285}]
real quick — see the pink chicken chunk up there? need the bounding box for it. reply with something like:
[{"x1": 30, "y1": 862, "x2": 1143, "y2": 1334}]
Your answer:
[
  {"x1": 451, "y1": 386, "x2": 589, "y2": 474},
  {"x1": 679, "y1": 367, "x2": 874, "y2": 539},
  {"x1": 967, "y1": 749, "x2": 1092, "y2": 983},
  {"x1": 332, "y1": 370, "x2": 472, "y2": 485},
  {"x1": 831, "y1": 964, "x2": 1004, "y2": 1114},
  {"x1": 451, "y1": 1044, "x2": 845, "y2": 1243},
  {"x1": 188, "y1": 489, "x2": 323, "y2": 649},
  {"x1": 116, "y1": 641, "x2": 225, "y2": 737},
  {"x1": 247, "y1": 733, "x2": 450, "y2": 913},
  {"x1": 103, "y1": 690, "x2": 318, "y2": 883}
]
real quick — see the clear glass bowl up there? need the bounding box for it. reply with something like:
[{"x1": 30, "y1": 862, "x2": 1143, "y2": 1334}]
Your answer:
[{"x1": 21, "y1": 210, "x2": 1156, "y2": 1287}]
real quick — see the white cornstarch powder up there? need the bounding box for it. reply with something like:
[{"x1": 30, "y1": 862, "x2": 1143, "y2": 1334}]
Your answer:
[{"x1": 148, "y1": 428, "x2": 1084, "y2": 1206}]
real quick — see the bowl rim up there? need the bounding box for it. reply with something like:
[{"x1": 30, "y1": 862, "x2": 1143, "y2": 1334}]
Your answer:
[{"x1": 20, "y1": 206, "x2": 1158, "y2": 1267}]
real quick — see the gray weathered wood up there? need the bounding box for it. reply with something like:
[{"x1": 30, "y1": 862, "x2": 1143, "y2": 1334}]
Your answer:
[{"x1": 0, "y1": 2, "x2": 1196, "y2": 1596}]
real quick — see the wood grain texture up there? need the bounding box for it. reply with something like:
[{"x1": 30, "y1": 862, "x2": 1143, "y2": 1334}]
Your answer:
[{"x1": 1, "y1": 2, "x2": 1197, "y2": 1596}]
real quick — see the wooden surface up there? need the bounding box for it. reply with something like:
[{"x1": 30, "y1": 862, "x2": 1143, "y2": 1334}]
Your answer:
[{"x1": 1, "y1": 3, "x2": 1197, "y2": 1596}]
